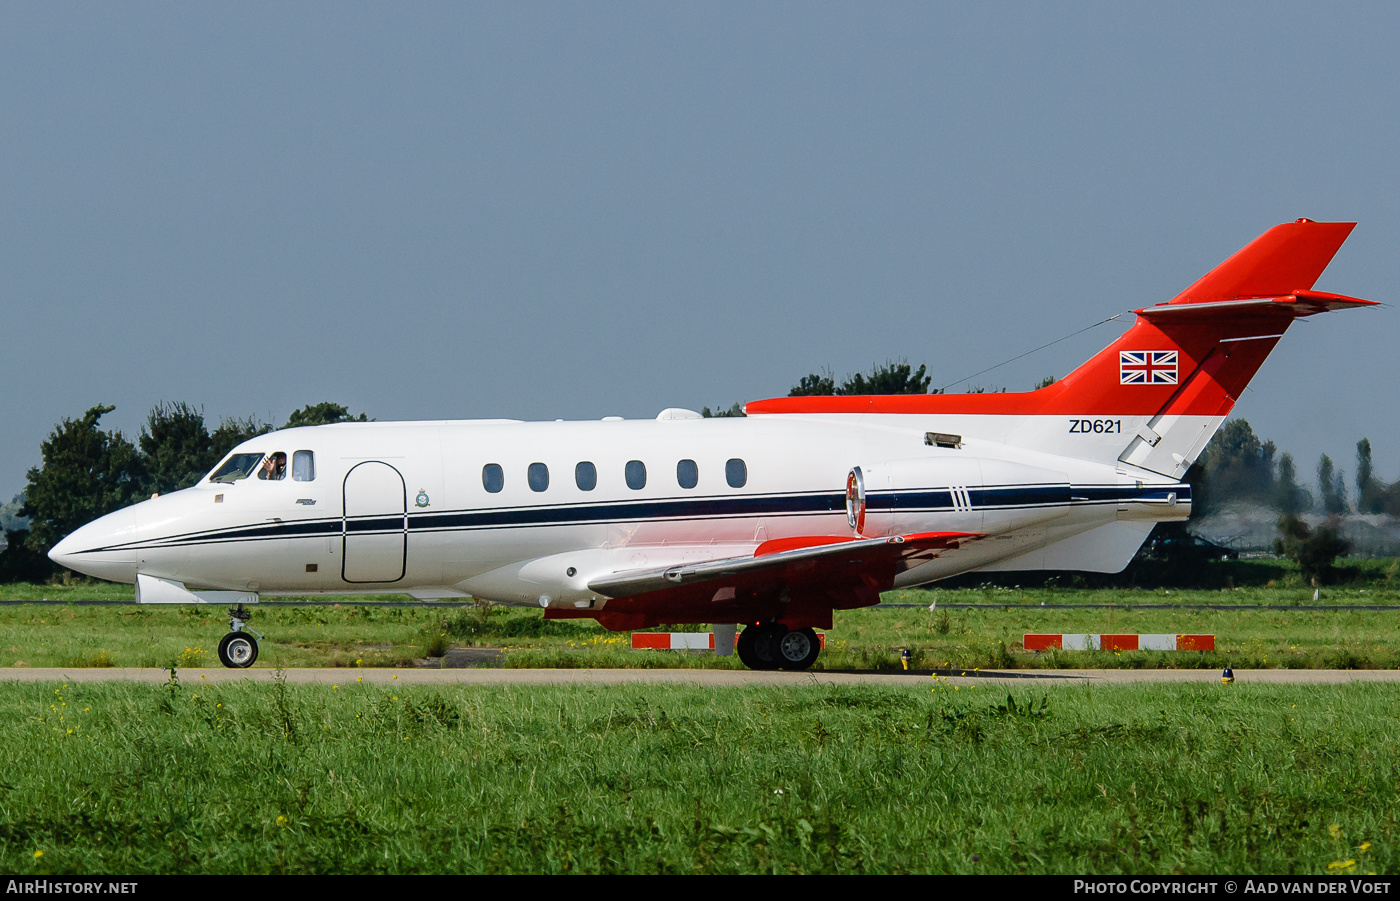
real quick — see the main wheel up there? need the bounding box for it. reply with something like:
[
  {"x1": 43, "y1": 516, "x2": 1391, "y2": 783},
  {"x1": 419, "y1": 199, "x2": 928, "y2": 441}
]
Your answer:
[
  {"x1": 218, "y1": 631, "x2": 259, "y2": 668},
  {"x1": 736, "y1": 625, "x2": 781, "y2": 670},
  {"x1": 775, "y1": 627, "x2": 821, "y2": 671}
]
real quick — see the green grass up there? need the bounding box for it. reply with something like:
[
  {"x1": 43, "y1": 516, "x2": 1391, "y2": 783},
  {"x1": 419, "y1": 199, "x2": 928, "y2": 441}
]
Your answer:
[
  {"x1": 0, "y1": 588, "x2": 1398, "y2": 669},
  {"x1": 2, "y1": 679, "x2": 1396, "y2": 873},
  {"x1": 829, "y1": 601, "x2": 1400, "y2": 671},
  {"x1": 0, "y1": 581, "x2": 135, "y2": 602},
  {"x1": 0, "y1": 603, "x2": 448, "y2": 669},
  {"x1": 5, "y1": 559, "x2": 1400, "y2": 670}
]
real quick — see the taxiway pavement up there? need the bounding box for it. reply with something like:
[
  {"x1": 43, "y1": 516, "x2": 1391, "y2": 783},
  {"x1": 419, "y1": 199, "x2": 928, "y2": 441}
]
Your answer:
[{"x1": 0, "y1": 667, "x2": 1396, "y2": 686}]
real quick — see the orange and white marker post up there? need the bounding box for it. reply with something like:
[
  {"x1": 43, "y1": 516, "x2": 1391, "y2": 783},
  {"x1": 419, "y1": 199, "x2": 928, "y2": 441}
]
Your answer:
[
  {"x1": 631, "y1": 633, "x2": 716, "y2": 651},
  {"x1": 631, "y1": 632, "x2": 826, "y2": 651},
  {"x1": 1023, "y1": 634, "x2": 1214, "y2": 651}
]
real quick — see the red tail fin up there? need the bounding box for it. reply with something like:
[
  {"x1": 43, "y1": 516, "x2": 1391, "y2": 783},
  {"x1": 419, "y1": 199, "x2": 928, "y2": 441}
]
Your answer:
[
  {"x1": 1169, "y1": 219, "x2": 1354, "y2": 304},
  {"x1": 746, "y1": 221, "x2": 1372, "y2": 419},
  {"x1": 1048, "y1": 219, "x2": 1370, "y2": 419}
]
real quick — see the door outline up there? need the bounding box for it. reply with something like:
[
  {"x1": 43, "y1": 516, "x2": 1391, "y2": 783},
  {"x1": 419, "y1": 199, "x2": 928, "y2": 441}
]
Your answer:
[{"x1": 342, "y1": 461, "x2": 407, "y2": 583}]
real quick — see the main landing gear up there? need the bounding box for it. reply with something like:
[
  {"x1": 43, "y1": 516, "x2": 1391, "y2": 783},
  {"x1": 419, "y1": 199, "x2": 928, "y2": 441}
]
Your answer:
[
  {"x1": 218, "y1": 604, "x2": 263, "y2": 668},
  {"x1": 736, "y1": 623, "x2": 821, "y2": 671}
]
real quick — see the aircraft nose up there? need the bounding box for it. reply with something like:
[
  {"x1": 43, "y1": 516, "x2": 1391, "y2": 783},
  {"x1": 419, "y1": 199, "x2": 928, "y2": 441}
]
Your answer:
[{"x1": 47, "y1": 507, "x2": 140, "y2": 583}]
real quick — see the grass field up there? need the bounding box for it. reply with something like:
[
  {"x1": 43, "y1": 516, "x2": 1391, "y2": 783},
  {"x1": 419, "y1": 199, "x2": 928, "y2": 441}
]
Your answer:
[
  {"x1": 0, "y1": 678, "x2": 1394, "y2": 874},
  {"x1": 1, "y1": 560, "x2": 1399, "y2": 670},
  {"x1": 0, "y1": 589, "x2": 1397, "y2": 670}
]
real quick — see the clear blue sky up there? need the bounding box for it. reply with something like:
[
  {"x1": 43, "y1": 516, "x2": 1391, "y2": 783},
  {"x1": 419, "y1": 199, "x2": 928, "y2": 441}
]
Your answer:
[{"x1": 2, "y1": 3, "x2": 1396, "y2": 501}]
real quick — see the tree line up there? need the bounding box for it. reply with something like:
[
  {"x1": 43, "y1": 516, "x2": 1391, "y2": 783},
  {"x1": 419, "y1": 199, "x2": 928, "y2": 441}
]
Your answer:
[
  {"x1": 702, "y1": 360, "x2": 1397, "y2": 582},
  {"x1": 1182, "y1": 418, "x2": 1400, "y2": 583},
  {"x1": 713, "y1": 359, "x2": 1397, "y2": 522},
  {"x1": 1192, "y1": 420, "x2": 1400, "y2": 517},
  {"x1": 1, "y1": 402, "x2": 367, "y2": 582},
  {"x1": 4, "y1": 359, "x2": 1395, "y2": 584},
  {"x1": 700, "y1": 359, "x2": 1013, "y2": 416}
]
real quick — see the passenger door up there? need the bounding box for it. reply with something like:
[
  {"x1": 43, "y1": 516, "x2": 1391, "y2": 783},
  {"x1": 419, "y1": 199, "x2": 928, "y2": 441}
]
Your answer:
[{"x1": 342, "y1": 461, "x2": 407, "y2": 583}]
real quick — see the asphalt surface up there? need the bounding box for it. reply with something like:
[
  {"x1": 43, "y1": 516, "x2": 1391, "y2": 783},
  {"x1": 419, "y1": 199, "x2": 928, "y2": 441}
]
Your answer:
[{"x1": 0, "y1": 667, "x2": 1395, "y2": 686}]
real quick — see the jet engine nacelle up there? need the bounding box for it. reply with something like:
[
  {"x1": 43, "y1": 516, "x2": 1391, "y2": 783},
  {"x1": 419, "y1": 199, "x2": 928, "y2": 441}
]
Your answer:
[{"x1": 850, "y1": 455, "x2": 1073, "y2": 538}]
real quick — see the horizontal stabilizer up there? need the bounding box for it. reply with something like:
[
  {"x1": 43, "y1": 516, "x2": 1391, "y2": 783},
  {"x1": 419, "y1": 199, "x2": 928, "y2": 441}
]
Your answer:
[{"x1": 1136, "y1": 290, "x2": 1377, "y2": 321}]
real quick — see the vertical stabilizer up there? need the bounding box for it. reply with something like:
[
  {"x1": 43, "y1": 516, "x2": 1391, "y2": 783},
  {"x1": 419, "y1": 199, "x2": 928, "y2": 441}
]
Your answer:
[{"x1": 745, "y1": 220, "x2": 1373, "y2": 473}]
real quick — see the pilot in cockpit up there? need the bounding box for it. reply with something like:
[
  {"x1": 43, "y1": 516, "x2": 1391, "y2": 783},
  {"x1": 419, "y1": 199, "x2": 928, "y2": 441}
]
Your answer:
[{"x1": 258, "y1": 452, "x2": 287, "y2": 481}]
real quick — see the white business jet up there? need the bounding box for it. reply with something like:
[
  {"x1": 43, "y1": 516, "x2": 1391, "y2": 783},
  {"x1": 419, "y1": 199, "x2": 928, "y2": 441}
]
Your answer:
[{"x1": 49, "y1": 220, "x2": 1375, "y2": 670}]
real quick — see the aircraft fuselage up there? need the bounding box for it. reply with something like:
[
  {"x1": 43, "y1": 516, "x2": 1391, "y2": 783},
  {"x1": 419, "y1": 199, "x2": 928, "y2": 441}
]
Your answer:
[{"x1": 51, "y1": 413, "x2": 1189, "y2": 614}]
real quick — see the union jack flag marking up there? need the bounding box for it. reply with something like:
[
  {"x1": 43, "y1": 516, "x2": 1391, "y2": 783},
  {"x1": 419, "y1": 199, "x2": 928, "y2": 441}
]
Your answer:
[{"x1": 1120, "y1": 351, "x2": 1178, "y2": 385}]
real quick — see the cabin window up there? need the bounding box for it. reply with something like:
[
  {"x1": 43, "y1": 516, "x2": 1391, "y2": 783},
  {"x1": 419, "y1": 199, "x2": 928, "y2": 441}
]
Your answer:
[
  {"x1": 257, "y1": 452, "x2": 287, "y2": 481},
  {"x1": 625, "y1": 460, "x2": 647, "y2": 490},
  {"x1": 292, "y1": 450, "x2": 315, "y2": 482},
  {"x1": 575, "y1": 461, "x2": 597, "y2": 491},
  {"x1": 676, "y1": 459, "x2": 698, "y2": 490},
  {"x1": 482, "y1": 463, "x2": 504, "y2": 493},
  {"x1": 528, "y1": 462, "x2": 549, "y2": 492},
  {"x1": 208, "y1": 453, "x2": 263, "y2": 483},
  {"x1": 726, "y1": 458, "x2": 747, "y2": 488}
]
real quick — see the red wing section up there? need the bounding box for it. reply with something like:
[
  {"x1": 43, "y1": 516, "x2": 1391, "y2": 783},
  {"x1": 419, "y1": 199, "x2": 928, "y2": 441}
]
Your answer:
[
  {"x1": 744, "y1": 220, "x2": 1373, "y2": 419},
  {"x1": 544, "y1": 531, "x2": 982, "y2": 632}
]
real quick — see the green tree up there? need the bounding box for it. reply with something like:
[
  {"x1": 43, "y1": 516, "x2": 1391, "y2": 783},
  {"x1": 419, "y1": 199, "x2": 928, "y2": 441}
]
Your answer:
[
  {"x1": 1356, "y1": 438, "x2": 1386, "y2": 514},
  {"x1": 1272, "y1": 452, "x2": 1313, "y2": 516},
  {"x1": 700, "y1": 403, "x2": 746, "y2": 418},
  {"x1": 139, "y1": 402, "x2": 214, "y2": 495},
  {"x1": 210, "y1": 416, "x2": 272, "y2": 460},
  {"x1": 21, "y1": 405, "x2": 143, "y2": 554},
  {"x1": 139, "y1": 405, "x2": 274, "y2": 493},
  {"x1": 788, "y1": 360, "x2": 935, "y2": 397},
  {"x1": 1318, "y1": 454, "x2": 1348, "y2": 515},
  {"x1": 0, "y1": 493, "x2": 26, "y2": 533},
  {"x1": 0, "y1": 528, "x2": 53, "y2": 582},
  {"x1": 842, "y1": 360, "x2": 931, "y2": 395},
  {"x1": 283, "y1": 403, "x2": 369, "y2": 429},
  {"x1": 788, "y1": 371, "x2": 836, "y2": 397},
  {"x1": 1194, "y1": 419, "x2": 1276, "y2": 513},
  {"x1": 1275, "y1": 514, "x2": 1350, "y2": 585}
]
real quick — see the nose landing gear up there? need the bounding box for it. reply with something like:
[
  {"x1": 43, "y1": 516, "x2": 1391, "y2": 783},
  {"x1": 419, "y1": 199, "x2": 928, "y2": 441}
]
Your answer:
[
  {"x1": 736, "y1": 623, "x2": 821, "y2": 671},
  {"x1": 218, "y1": 604, "x2": 263, "y2": 668}
]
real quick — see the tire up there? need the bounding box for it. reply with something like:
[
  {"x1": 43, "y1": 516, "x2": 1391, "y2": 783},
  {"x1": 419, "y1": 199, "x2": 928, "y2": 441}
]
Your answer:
[
  {"x1": 736, "y1": 625, "x2": 781, "y2": 670},
  {"x1": 218, "y1": 631, "x2": 259, "y2": 668},
  {"x1": 775, "y1": 627, "x2": 821, "y2": 671}
]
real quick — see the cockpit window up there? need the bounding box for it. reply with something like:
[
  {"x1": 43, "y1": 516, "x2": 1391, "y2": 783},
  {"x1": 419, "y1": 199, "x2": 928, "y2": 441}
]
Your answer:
[
  {"x1": 257, "y1": 452, "x2": 288, "y2": 481},
  {"x1": 292, "y1": 450, "x2": 315, "y2": 482},
  {"x1": 208, "y1": 453, "x2": 265, "y2": 483}
]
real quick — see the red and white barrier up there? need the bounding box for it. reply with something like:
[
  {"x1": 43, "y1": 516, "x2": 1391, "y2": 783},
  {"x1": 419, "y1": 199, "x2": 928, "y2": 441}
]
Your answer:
[
  {"x1": 1024, "y1": 633, "x2": 1215, "y2": 652},
  {"x1": 630, "y1": 632, "x2": 827, "y2": 651},
  {"x1": 631, "y1": 633, "x2": 716, "y2": 650}
]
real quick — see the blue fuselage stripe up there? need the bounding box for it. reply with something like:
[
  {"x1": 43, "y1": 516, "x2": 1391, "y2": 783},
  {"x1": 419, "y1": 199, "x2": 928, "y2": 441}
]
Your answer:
[{"x1": 83, "y1": 483, "x2": 1190, "y2": 551}]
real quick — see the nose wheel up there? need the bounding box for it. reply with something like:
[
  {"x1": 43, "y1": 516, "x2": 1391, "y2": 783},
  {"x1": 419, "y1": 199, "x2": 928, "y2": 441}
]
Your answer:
[{"x1": 218, "y1": 605, "x2": 263, "y2": 668}]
